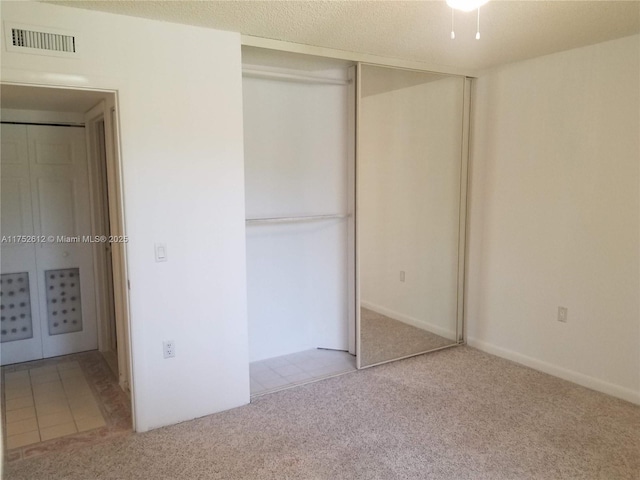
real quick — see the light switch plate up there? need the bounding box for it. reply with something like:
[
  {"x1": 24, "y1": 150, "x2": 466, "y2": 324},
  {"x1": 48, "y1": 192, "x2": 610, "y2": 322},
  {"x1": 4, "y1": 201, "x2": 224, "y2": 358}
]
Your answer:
[{"x1": 155, "y1": 243, "x2": 168, "y2": 262}]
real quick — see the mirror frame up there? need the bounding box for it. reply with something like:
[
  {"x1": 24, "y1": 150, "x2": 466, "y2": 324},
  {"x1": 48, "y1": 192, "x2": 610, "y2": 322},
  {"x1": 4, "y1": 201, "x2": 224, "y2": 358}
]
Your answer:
[{"x1": 354, "y1": 62, "x2": 472, "y2": 369}]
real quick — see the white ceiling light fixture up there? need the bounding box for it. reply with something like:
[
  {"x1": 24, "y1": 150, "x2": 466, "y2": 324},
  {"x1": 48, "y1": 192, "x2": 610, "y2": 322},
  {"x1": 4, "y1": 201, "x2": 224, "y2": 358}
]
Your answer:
[
  {"x1": 447, "y1": 0, "x2": 489, "y2": 12},
  {"x1": 447, "y1": 0, "x2": 490, "y2": 40}
]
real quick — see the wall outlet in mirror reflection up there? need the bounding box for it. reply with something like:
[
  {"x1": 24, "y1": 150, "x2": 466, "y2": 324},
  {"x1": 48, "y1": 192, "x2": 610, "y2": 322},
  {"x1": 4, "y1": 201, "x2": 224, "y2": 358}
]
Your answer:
[{"x1": 558, "y1": 306, "x2": 568, "y2": 323}]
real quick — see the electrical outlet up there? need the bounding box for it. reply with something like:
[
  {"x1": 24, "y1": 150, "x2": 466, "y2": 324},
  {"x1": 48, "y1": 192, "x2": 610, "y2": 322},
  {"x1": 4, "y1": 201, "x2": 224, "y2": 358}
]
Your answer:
[
  {"x1": 557, "y1": 307, "x2": 568, "y2": 323},
  {"x1": 400, "y1": 271, "x2": 406, "y2": 282},
  {"x1": 163, "y1": 340, "x2": 175, "y2": 358}
]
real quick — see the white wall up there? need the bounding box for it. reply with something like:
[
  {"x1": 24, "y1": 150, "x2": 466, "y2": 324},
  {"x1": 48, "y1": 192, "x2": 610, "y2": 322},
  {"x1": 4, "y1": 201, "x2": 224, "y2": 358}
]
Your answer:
[
  {"x1": 243, "y1": 73, "x2": 350, "y2": 361},
  {"x1": 359, "y1": 68, "x2": 464, "y2": 339},
  {"x1": 1, "y1": 2, "x2": 250, "y2": 430},
  {"x1": 468, "y1": 35, "x2": 640, "y2": 404}
]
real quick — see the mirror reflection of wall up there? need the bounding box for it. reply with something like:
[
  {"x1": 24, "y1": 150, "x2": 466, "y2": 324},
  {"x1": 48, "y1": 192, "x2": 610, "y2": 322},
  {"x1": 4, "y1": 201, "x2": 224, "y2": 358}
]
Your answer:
[{"x1": 357, "y1": 64, "x2": 467, "y2": 368}]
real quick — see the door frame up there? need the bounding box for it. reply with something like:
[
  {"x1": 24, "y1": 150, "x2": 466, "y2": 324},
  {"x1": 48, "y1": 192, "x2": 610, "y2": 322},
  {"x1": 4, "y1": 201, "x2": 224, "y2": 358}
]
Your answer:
[
  {"x1": 85, "y1": 109, "x2": 116, "y2": 354},
  {"x1": 1, "y1": 81, "x2": 133, "y2": 409},
  {"x1": 84, "y1": 98, "x2": 132, "y2": 395}
]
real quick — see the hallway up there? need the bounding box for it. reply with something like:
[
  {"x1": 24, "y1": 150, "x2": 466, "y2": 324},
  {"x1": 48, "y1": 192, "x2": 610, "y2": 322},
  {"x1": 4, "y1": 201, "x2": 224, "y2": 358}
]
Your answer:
[{"x1": 2, "y1": 351, "x2": 131, "y2": 462}]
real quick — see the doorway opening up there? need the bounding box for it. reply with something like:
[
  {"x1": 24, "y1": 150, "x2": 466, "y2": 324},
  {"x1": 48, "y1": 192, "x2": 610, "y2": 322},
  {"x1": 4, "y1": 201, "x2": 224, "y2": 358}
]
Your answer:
[{"x1": 1, "y1": 83, "x2": 133, "y2": 455}]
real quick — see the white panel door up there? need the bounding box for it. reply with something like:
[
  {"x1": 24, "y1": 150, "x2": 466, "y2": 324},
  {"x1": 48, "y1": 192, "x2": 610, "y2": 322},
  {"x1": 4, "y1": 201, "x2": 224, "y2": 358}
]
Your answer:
[
  {"x1": 1, "y1": 125, "x2": 98, "y2": 364},
  {"x1": 1, "y1": 125, "x2": 44, "y2": 363}
]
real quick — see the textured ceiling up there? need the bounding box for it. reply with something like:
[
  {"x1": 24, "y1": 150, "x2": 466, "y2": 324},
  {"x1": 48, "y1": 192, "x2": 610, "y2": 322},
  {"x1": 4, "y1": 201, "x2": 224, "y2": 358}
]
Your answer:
[{"x1": 45, "y1": 1, "x2": 640, "y2": 71}]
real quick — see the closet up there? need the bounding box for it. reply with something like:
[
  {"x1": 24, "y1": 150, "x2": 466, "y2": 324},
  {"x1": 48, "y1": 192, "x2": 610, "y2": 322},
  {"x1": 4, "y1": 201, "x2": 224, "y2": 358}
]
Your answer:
[
  {"x1": 242, "y1": 48, "x2": 357, "y2": 395},
  {"x1": 1, "y1": 123, "x2": 98, "y2": 364},
  {"x1": 242, "y1": 48, "x2": 470, "y2": 395}
]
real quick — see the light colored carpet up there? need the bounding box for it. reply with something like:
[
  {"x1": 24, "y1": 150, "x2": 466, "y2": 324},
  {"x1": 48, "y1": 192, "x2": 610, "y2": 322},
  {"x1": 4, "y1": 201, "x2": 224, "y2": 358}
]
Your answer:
[
  {"x1": 360, "y1": 308, "x2": 456, "y2": 366},
  {"x1": 4, "y1": 347, "x2": 639, "y2": 479}
]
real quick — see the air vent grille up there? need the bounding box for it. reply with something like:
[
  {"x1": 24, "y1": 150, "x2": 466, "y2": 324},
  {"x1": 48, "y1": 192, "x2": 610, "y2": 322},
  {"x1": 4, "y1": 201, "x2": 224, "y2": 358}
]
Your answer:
[{"x1": 11, "y1": 28, "x2": 75, "y2": 53}]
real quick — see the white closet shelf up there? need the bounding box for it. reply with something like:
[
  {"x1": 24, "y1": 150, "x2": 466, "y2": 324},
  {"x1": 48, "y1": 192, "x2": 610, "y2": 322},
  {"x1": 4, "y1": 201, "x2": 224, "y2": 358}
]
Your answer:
[{"x1": 245, "y1": 213, "x2": 351, "y2": 225}]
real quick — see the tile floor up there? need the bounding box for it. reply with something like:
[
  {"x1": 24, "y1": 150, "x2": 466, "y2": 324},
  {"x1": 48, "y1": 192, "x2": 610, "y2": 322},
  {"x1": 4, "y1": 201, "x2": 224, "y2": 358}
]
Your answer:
[
  {"x1": 250, "y1": 348, "x2": 356, "y2": 396},
  {"x1": 2, "y1": 351, "x2": 131, "y2": 462},
  {"x1": 4, "y1": 360, "x2": 106, "y2": 449}
]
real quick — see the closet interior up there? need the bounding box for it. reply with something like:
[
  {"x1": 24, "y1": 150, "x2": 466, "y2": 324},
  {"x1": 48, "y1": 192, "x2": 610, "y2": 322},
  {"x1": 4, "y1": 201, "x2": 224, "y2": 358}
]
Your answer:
[{"x1": 242, "y1": 48, "x2": 357, "y2": 396}]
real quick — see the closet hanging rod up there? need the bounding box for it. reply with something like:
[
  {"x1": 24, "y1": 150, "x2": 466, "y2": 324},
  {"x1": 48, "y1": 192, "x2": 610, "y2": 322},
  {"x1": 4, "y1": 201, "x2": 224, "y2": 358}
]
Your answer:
[
  {"x1": 246, "y1": 213, "x2": 351, "y2": 225},
  {"x1": 242, "y1": 68, "x2": 350, "y2": 86}
]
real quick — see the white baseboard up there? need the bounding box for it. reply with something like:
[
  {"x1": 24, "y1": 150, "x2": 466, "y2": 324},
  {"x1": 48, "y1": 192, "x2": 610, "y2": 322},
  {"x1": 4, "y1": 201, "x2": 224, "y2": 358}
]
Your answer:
[
  {"x1": 361, "y1": 301, "x2": 457, "y2": 340},
  {"x1": 467, "y1": 336, "x2": 640, "y2": 405}
]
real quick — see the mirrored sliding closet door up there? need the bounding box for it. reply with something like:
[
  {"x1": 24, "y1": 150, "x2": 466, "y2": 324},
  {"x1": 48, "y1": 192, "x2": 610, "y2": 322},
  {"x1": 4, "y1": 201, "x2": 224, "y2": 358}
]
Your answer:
[{"x1": 356, "y1": 64, "x2": 469, "y2": 368}]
